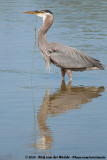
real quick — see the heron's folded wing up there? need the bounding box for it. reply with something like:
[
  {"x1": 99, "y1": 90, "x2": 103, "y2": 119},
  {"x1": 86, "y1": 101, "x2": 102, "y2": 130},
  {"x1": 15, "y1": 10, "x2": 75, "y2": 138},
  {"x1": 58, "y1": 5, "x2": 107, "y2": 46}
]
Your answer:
[{"x1": 48, "y1": 43, "x2": 104, "y2": 70}]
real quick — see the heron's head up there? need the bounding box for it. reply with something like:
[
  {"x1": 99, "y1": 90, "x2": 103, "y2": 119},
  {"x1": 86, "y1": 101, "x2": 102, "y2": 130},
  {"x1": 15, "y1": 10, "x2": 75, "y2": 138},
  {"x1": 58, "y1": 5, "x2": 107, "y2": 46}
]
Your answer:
[{"x1": 24, "y1": 9, "x2": 53, "y2": 23}]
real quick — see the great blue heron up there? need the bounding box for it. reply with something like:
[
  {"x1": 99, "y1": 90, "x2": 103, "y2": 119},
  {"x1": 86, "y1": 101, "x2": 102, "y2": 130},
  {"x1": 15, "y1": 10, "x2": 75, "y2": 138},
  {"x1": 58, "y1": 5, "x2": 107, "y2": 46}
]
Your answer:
[{"x1": 24, "y1": 9, "x2": 105, "y2": 81}]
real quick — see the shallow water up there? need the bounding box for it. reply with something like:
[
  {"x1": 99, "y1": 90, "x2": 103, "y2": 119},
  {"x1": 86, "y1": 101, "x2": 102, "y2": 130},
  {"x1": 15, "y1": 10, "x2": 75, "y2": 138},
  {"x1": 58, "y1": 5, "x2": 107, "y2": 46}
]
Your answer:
[{"x1": 0, "y1": 0, "x2": 107, "y2": 159}]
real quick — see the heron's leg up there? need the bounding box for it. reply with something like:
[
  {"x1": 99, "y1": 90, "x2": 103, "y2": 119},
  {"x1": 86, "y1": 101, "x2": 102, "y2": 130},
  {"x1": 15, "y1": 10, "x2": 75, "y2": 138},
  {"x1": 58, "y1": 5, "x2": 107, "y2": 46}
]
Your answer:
[
  {"x1": 67, "y1": 81, "x2": 72, "y2": 89},
  {"x1": 61, "y1": 68, "x2": 66, "y2": 80},
  {"x1": 66, "y1": 70, "x2": 72, "y2": 81}
]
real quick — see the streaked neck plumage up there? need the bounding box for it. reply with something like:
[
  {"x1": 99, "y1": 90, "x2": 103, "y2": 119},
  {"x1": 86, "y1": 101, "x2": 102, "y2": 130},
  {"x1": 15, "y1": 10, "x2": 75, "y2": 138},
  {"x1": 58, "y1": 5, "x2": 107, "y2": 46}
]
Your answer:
[{"x1": 38, "y1": 14, "x2": 54, "y2": 52}]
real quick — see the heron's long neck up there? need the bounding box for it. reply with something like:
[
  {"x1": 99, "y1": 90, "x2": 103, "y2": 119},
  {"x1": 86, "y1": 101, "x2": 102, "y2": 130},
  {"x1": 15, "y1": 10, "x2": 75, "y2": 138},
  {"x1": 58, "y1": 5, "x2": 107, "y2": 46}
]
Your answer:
[{"x1": 38, "y1": 16, "x2": 53, "y2": 52}]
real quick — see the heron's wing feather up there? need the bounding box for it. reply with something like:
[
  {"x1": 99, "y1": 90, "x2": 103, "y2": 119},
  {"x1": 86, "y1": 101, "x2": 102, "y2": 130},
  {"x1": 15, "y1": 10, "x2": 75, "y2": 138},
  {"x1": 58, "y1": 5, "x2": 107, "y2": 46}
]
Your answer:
[{"x1": 48, "y1": 43, "x2": 104, "y2": 70}]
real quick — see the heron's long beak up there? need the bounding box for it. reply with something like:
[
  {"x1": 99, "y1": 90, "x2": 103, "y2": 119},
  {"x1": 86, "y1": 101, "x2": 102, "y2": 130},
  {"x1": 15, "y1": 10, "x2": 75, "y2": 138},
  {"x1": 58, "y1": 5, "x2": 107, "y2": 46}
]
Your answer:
[{"x1": 24, "y1": 10, "x2": 39, "y2": 15}]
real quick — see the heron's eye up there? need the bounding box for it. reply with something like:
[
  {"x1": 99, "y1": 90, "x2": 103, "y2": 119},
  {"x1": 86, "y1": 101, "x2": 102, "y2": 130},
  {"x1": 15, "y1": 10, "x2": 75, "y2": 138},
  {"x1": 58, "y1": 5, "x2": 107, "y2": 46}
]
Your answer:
[{"x1": 39, "y1": 11, "x2": 45, "y2": 14}]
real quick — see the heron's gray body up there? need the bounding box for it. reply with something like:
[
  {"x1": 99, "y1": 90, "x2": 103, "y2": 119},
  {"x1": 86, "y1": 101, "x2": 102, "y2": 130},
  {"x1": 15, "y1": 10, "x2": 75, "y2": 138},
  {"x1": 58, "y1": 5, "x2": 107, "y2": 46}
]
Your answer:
[
  {"x1": 24, "y1": 9, "x2": 105, "y2": 80},
  {"x1": 48, "y1": 42, "x2": 104, "y2": 71}
]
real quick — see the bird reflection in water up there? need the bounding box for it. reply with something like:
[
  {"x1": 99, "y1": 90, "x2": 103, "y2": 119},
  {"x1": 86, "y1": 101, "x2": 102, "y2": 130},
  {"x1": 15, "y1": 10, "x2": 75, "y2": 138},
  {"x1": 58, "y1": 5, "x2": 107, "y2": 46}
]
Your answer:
[{"x1": 32, "y1": 80, "x2": 104, "y2": 151}]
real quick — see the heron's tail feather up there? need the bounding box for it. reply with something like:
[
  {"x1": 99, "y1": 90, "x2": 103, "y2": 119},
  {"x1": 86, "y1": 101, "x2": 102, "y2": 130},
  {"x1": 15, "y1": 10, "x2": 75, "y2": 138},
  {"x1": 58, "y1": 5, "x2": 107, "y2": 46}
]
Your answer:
[{"x1": 93, "y1": 58, "x2": 105, "y2": 70}]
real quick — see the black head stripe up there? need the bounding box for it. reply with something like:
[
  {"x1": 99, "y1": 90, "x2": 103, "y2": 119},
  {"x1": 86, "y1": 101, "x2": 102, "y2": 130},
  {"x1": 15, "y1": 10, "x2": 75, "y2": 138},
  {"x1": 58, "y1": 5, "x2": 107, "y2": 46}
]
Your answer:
[{"x1": 41, "y1": 9, "x2": 53, "y2": 15}]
